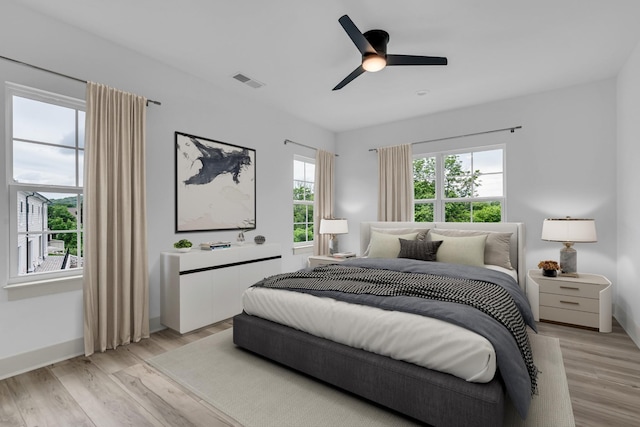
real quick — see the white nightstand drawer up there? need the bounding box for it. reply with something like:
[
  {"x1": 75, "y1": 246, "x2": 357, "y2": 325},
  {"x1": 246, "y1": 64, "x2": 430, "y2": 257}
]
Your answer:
[
  {"x1": 537, "y1": 280, "x2": 603, "y2": 299},
  {"x1": 539, "y1": 293, "x2": 599, "y2": 314},
  {"x1": 540, "y1": 306, "x2": 599, "y2": 329}
]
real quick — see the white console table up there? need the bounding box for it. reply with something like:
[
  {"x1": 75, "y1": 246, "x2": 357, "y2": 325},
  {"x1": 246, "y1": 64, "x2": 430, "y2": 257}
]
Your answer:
[{"x1": 161, "y1": 243, "x2": 282, "y2": 333}]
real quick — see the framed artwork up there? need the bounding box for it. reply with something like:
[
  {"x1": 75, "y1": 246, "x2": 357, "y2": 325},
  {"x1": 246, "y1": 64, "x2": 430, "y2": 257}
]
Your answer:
[{"x1": 175, "y1": 131, "x2": 256, "y2": 232}]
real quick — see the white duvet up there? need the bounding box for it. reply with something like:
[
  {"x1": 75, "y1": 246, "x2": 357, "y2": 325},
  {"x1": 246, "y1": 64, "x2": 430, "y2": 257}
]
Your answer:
[{"x1": 243, "y1": 286, "x2": 497, "y2": 383}]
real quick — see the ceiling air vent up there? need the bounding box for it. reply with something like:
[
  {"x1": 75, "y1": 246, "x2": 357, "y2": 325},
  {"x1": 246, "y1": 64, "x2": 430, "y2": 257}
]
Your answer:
[{"x1": 232, "y1": 73, "x2": 265, "y2": 89}]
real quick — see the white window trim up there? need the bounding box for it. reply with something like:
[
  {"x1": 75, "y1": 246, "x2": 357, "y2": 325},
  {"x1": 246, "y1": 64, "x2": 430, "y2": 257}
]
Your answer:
[
  {"x1": 413, "y1": 144, "x2": 507, "y2": 222},
  {"x1": 293, "y1": 154, "x2": 315, "y2": 248},
  {"x1": 4, "y1": 83, "x2": 85, "y2": 298},
  {"x1": 292, "y1": 245, "x2": 314, "y2": 256}
]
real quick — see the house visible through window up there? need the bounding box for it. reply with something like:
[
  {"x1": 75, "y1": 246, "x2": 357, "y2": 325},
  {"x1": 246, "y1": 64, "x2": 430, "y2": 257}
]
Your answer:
[
  {"x1": 293, "y1": 156, "x2": 315, "y2": 245},
  {"x1": 7, "y1": 83, "x2": 85, "y2": 280},
  {"x1": 414, "y1": 146, "x2": 505, "y2": 222}
]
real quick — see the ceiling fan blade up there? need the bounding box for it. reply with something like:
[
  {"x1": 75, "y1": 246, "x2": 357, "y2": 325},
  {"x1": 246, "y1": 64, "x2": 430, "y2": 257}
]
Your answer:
[
  {"x1": 387, "y1": 54, "x2": 448, "y2": 66},
  {"x1": 332, "y1": 65, "x2": 366, "y2": 91},
  {"x1": 338, "y1": 15, "x2": 376, "y2": 55}
]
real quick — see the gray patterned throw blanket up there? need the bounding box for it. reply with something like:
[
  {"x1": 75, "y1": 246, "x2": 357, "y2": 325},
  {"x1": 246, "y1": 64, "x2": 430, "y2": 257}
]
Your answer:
[{"x1": 254, "y1": 257, "x2": 538, "y2": 418}]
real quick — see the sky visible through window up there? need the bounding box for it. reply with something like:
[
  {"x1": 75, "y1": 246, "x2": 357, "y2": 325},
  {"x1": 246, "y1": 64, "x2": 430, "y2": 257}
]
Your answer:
[
  {"x1": 12, "y1": 96, "x2": 84, "y2": 189},
  {"x1": 446, "y1": 149, "x2": 503, "y2": 198}
]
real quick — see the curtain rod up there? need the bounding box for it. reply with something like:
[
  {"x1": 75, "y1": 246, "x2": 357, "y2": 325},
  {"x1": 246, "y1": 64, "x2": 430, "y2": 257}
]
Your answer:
[
  {"x1": 284, "y1": 139, "x2": 339, "y2": 157},
  {"x1": 368, "y1": 126, "x2": 522, "y2": 152},
  {"x1": 0, "y1": 54, "x2": 162, "y2": 106}
]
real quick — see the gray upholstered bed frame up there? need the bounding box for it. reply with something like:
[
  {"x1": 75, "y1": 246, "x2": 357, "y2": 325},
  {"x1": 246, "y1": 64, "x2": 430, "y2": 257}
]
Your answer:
[{"x1": 233, "y1": 222, "x2": 526, "y2": 426}]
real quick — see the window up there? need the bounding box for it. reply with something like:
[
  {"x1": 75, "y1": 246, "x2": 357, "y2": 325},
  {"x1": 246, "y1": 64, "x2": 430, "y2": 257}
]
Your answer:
[
  {"x1": 414, "y1": 146, "x2": 505, "y2": 222},
  {"x1": 7, "y1": 83, "x2": 85, "y2": 281},
  {"x1": 293, "y1": 156, "x2": 315, "y2": 245}
]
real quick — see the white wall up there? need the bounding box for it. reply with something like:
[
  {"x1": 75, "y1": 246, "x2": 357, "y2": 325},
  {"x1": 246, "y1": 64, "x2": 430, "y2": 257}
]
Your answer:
[
  {"x1": 336, "y1": 79, "x2": 618, "y2": 299},
  {"x1": 616, "y1": 39, "x2": 640, "y2": 347},
  {"x1": 0, "y1": 2, "x2": 334, "y2": 369}
]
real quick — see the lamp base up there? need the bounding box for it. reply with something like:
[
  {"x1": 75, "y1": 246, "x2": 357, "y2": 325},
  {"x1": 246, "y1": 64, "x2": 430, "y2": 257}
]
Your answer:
[
  {"x1": 328, "y1": 236, "x2": 339, "y2": 255},
  {"x1": 559, "y1": 243, "x2": 577, "y2": 276},
  {"x1": 559, "y1": 271, "x2": 579, "y2": 278}
]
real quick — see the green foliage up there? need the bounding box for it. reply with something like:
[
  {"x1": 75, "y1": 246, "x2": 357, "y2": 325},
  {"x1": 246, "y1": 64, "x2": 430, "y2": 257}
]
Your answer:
[
  {"x1": 472, "y1": 202, "x2": 502, "y2": 223},
  {"x1": 443, "y1": 155, "x2": 480, "y2": 198},
  {"x1": 445, "y1": 202, "x2": 471, "y2": 222},
  {"x1": 293, "y1": 203, "x2": 314, "y2": 243},
  {"x1": 293, "y1": 182, "x2": 314, "y2": 201},
  {"x1": 48, "y1": 203, "x2": 79, "y2": 255},
  {"x1": 414, "y1": 203, "x2": 434, "y2": 222},
  {"x1": 50, "y1": 195, "x2": 82, "y2": 207},
  {"x1": 293, "y1": 224, "x2": 314, "y2": 243},
  {"x1": 173, "y1": 239, "x2": 192, "y2": 248},
  {"x1": 413, "y1": 157, "x2": 436, "y2": 200}
]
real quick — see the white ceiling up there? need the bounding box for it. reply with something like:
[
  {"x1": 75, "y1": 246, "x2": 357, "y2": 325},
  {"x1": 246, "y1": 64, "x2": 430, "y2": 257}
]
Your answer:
[{"x1": 11, "y1": 0, "x2": 640, "y2": 132}]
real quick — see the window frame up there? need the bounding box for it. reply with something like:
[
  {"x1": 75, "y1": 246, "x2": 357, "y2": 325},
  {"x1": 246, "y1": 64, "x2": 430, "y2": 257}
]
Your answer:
[
  {"x1": 413, "y1": 144, "x2": 506, "y2": 222},
  {"x1": 5, "y1": 82, "x2": 86, "y2": 286},
  {"x1": 293, "y1": 154, "x2": 315, "y2": 248}
]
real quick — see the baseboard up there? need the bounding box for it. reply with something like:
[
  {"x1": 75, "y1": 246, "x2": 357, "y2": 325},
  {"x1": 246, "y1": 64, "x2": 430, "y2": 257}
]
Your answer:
[
  {"x1": 0, "y1": 337, "x2": 84, "y2": 381},
  {"x1": 614, "y1": 309, "x2": 640, "y2": 350},
  {"x1": 0, "y1": 318, "x2": 165, "y2": 381},
  {"x1": 149, "y1": 316, "x2": 165, "y2": 333}
]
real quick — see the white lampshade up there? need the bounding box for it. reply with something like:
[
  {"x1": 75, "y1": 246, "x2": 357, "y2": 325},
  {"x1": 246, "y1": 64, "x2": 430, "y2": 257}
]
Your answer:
[
  {"x1": 541, "y1": 218, "x2": 597, "y2": 243},
  {"x1": 319, "y1": 218, "x2": 349, "y2": 235}
]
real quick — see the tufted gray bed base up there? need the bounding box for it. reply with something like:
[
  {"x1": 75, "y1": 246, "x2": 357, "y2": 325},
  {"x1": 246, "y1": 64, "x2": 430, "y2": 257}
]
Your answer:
[{"x1": 233, "y1": 312, "x2": 505, "y2": 427}]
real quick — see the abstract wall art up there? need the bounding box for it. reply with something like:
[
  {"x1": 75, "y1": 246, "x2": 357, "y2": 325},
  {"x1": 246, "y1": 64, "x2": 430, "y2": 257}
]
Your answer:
[{"x1": 175, "y1": 132, "x2": 256, "y2": 232}]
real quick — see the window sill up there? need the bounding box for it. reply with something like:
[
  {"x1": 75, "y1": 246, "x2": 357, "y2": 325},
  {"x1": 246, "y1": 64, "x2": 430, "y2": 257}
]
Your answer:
[
  {"x1": 4, "y1": 275, "x2": 83, "y2": 301},
  {"x1": 292, "y1": 244, "x2": 314, "y2": 256}
]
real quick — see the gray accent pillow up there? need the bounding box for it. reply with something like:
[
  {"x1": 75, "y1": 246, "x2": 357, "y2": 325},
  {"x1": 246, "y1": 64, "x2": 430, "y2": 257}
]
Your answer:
[{"x1": 398, "y1": 239, "x2": 443, "y2": 261}]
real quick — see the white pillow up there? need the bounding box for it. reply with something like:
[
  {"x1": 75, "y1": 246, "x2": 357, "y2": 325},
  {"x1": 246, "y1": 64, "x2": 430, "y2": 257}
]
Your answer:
[
  {"x1": 368, "y1": 231, "x2": 419, "y2": 258},
  {"x1": 431, "y1": 233, "x2": 487, "y2": 267}
]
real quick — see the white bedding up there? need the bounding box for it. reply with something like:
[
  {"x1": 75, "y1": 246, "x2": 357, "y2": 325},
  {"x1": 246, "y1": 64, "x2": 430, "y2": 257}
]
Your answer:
[{"x1": 243, "y1": 286, "x2": 497, "y2": 383}]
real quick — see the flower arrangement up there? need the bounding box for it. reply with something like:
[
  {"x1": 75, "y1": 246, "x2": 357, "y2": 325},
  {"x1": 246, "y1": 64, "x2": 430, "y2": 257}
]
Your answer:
[{"x1": 537, "y1": 260, "x2": 560, "y2": 270}]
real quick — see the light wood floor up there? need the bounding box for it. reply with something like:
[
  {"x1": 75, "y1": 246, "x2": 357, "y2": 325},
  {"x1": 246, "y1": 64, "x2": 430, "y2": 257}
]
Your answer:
[{"x1": 1, "y1": 318, "x2": 638, "y2": 427}]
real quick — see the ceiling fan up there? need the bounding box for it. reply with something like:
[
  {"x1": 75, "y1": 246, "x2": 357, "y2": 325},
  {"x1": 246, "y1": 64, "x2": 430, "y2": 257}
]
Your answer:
[{"x1": 333, "y1": 14, "x2": 448, "y2": 90}]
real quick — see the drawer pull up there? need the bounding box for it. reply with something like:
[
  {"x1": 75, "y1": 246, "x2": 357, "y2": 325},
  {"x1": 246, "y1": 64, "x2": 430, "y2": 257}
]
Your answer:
[
  {"x1": 560, "y1": 300, "x2": 580, "y2": 305},
  {"x1": 559, "y1": 286, "x2": 580, "y2": 291}
]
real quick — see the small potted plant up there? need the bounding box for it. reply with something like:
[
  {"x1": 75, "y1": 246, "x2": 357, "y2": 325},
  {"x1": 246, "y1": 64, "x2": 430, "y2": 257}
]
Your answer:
[
  {"x1": 538, "y1": 260, "x2": 561, "y2": 277},
  {"x1": 173, "y1": 239, "x2": 193, "y2": 252}
]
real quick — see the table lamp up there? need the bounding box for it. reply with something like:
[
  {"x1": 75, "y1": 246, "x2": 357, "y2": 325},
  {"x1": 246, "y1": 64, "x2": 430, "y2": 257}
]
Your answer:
[
  {"x1": 541, "y1": 217, "x2": 597, "y2": 277},
  {"x1": 319, "y1": 218, "x2": 348, "y2": 255}
]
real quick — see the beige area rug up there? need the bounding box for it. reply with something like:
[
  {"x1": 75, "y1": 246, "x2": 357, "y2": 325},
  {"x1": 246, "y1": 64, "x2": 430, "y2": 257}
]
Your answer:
[{"x1": 148, "y1": 329, "x2": 574, "y2": 427}]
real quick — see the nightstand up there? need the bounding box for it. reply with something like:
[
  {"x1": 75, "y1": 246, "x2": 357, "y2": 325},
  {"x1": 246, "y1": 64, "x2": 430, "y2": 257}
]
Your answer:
[
  {"x1": 527, "y1": 269, "x2": 612, "y2": 332},
  {"x1": 308, "y1": 255, "x2": 352, "y2": 268}
]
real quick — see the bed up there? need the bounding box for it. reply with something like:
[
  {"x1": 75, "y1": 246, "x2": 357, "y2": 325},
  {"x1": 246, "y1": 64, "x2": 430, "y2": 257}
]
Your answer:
[{"x1": 233, "y1": 221, "x2": 535, "y2": 426}]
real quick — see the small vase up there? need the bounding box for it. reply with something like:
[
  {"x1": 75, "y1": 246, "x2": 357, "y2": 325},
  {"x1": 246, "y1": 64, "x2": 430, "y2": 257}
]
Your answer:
[{"x1": 542, "y1": 269, "x2": 557, "y2": 277}]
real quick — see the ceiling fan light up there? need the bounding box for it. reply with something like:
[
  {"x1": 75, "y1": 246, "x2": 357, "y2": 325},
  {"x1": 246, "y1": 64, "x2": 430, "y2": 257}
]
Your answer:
[{"x1": 362, "y1": 54, "x2": 386, "y2": 72}]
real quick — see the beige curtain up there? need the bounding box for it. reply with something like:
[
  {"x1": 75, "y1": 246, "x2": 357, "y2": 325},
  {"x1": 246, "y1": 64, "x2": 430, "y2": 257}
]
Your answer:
[
  {"x1": 377, "y1": 144, "x2": 414, "y2": 221},
  {"x1": 83, "y1": 82, "x2": 149, "y2": 356},
  {"x1": 313, "y1": 149, "x2": 335, "y2": 255}
]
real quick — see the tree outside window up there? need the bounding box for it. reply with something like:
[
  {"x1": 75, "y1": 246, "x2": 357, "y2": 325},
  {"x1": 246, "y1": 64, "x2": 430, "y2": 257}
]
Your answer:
[{"x1": 414, "y1": 147, "x2": 504, "y2": 222}]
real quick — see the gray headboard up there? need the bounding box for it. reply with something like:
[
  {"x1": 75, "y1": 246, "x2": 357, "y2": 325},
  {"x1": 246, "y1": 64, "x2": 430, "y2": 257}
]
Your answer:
[{"x1": 360, "y1": 221, "x2": 526, "y2": 287}]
